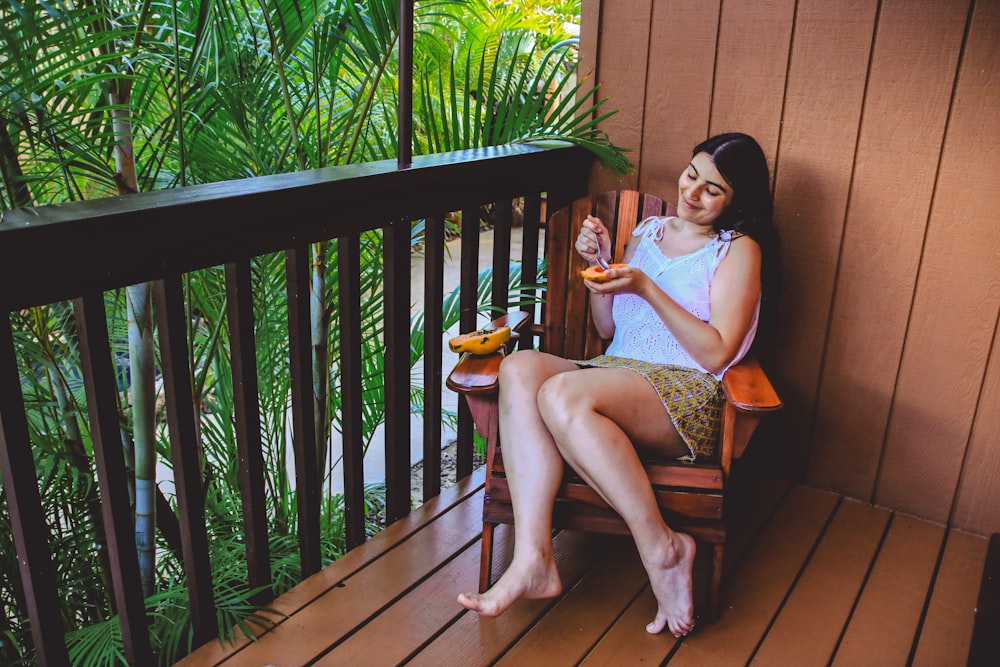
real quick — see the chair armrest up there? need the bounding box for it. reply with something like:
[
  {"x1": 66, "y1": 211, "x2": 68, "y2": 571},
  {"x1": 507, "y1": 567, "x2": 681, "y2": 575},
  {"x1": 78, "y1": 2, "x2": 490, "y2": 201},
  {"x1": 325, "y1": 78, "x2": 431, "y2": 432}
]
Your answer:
[
  {"x1": 445, "y1": 311, "x2": 531, "y2": 396},
  {"x1": 721, "y1": 357, "x2": 782, "y2": 413}
]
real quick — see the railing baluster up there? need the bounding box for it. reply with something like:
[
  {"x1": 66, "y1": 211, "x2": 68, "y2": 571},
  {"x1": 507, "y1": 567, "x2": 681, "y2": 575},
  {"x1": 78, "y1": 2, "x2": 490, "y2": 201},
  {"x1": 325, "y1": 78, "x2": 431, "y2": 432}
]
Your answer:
[
  {"x1": 0, "y1": 312, "x2": 68, "y2": 665},
  {"x1": 383, "y1": 219, "x2": 412, "y2": 522},
  {"x1": 74, "y1": 292, "x2": 154, "y2": 665},
  {"x1": 491, "y1": 198, "x2": 513, "y2": 312},
  {"x1": 422, "y1": 215, "x2": 445, "y2": 501},
  {"x1": 456, "y1": 205, "x2": 481, "y2": 478},
  {"x1": 224, "y1": 259, "x2": 272, "y2": 600},
  {"x1": 337, "y1": 235, "x2": 366, "y2": 547},
  {"x1": 286, "y1": 246, "x2": 322, "y2": 575},
  {"x1": 519, "y1": 192, "x2": 543, "y2": 351},
  {"x1": 153, "y1": 277, "x2": 218, "y2": 647}
]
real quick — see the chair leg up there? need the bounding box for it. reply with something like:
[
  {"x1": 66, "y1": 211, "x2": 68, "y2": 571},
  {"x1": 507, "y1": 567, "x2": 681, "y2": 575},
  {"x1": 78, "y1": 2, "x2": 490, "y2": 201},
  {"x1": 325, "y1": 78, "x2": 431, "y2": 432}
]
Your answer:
[
  {"x1": 479, "y1": 523, "x2": 497, "y2": 593},
  {"x1": 708, "y1": 542, "x2": 724, "y2": 622}
]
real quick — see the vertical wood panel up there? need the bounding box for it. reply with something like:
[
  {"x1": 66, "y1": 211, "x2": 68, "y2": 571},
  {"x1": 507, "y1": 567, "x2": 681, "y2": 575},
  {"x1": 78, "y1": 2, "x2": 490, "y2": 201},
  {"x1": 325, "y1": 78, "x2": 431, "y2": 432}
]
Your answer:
[
  {"x1": 586, "y1": 0, "x2": 1000, "y2": 532},
  {"x1": 589, "y1": 0, "x2": 652, "y2": 193},
  {"x1": 562, "y1": 196, "x2": 595, "y2": 360},
  {"x1": 584, "y1": 191, "x2": 625, "y2": 358},
  {"x1": 806, "y1": 0, "x2": 969, "y2": 500},
  {"x1": 954, "y1": 322, "x2": 1000, "y2": 534},
  {"x1": 637, "y1": 1, "x2": 720, "y2": 198},
  {"x1": 542, "y1": 204, "x2": 571, "y2": 357},
  {"x1": 711, "y1": 0, "x2": 795, "y2": 179},
  {"x1": 579, "y1": 0, "x2": 599, "y2": 86},
  {"x1": 949, "y1": 1, "x2": 1000, "y2": 537},
  {"x1": 766, "y1": 0, "x2": 878, "y2": 476},
  {"x1": 876, "y1": 0, "x2": 1000, "y2": 522}
]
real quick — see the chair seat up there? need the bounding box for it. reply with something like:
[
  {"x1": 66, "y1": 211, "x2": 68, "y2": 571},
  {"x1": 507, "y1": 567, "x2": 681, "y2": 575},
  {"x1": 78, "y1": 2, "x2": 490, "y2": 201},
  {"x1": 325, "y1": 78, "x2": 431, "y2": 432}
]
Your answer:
[{"x1": 487, "y1": 450, "x2": 725, "y2": 520}]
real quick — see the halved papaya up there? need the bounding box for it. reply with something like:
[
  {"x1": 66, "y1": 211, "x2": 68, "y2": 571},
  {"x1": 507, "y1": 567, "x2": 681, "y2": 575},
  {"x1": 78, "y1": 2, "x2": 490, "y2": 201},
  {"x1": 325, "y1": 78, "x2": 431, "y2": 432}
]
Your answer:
[
  {"x1": 580, "y1": 263, "x2": 627, "y2": 283},
  {"x1": 448, "y1": 325, "x2": 511, "y2": 355}
]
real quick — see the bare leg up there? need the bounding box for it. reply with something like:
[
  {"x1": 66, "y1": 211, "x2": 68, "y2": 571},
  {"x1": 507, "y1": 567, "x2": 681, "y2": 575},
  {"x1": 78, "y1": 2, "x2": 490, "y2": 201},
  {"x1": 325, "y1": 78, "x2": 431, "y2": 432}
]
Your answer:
[
  {"x1": 537, "y1": 368, "x2": 697, "y2": 637},
  {"x1": 457, "y1": 350, "x2": 581, "y2": 616}
]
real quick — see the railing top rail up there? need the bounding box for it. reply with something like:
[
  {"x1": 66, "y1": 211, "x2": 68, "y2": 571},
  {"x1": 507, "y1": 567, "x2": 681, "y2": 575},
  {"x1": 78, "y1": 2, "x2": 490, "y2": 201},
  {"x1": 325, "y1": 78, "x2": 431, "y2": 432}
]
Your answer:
[{"x1": 0, "y1": 143, "x2": 589, "y2": 310}]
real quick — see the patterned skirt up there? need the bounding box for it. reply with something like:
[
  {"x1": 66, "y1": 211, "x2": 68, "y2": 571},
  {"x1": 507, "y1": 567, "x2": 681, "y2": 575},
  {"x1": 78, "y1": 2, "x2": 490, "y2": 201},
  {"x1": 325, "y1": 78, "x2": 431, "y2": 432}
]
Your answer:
[{"x1": 573, "y1": 355, "x2": 723, "y2": 461}]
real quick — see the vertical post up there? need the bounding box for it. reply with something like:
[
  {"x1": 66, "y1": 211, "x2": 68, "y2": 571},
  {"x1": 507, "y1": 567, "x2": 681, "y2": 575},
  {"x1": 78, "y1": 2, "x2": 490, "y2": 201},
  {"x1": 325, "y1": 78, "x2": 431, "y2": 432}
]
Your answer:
[
  {"x1": 422, "y1": 215, "x2": 445, "y2": 500},
  {"x1": 491, "y1": 198, "x2": 512, "y2": 312},
  {"x1": 75, "y1": 293, "x2": 154, "y2": 664},
  {"x1": 153, "y1": 277, "x2": 218, "y2": 645},
  {"x1": 224, "y1": 259, "x2": 272, "y2": 601},
  {"x1": 456, "y1": 206, "x2": 480, "y2": 477},
  {"x1": 397, "y1": 0, "x2": 414, "y2": 169},
  {"x1": 383, "y1": 220, "x2": 412, "y2": 522},
  {"x1": 287, "y1": 246, "x2": 322, "y2": 576},
  {"x1": 337, "y1": 235, "x2": 367, "y2": 548},
  {"x1": 0, "y1": 313, "x2": 69, "y2": 665},
  {"x1": 519, "y1": 192, "x2": 542, "y2": 351}
]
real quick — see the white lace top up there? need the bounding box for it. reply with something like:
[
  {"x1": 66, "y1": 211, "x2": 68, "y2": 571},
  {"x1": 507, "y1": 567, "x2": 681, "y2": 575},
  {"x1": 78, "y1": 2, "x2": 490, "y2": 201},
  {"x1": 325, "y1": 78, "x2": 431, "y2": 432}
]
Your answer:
[{"x1": 603, "y1": 216, "x2": 760, "y2": 380}]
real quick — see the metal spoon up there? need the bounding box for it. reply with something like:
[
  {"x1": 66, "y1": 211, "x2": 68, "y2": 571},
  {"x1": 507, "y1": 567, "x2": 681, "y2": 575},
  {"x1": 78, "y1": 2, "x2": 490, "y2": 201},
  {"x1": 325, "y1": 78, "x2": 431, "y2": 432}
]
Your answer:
[{"x1": 594, "y1": 229, "x2": 610, "y2": 270}]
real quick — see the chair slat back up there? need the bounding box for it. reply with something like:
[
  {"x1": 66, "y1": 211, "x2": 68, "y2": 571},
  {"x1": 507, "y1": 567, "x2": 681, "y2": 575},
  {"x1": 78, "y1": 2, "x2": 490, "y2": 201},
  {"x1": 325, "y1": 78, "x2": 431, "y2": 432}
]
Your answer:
[{"x1": 542, "y1": 190, "x2": 673, "y2": 359}]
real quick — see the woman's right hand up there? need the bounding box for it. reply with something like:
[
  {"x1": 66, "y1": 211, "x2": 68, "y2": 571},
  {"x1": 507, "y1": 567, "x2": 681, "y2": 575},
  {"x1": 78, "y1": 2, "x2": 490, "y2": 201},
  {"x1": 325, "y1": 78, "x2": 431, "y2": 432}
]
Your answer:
[{"x1": 575, "y1": 215, "x2": 611, "y2": 266}]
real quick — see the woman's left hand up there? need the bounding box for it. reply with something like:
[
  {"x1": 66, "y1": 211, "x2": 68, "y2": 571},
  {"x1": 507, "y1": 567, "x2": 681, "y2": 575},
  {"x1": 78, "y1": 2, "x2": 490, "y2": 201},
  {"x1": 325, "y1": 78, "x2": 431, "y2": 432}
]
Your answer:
[{"x1": 583, "y1": 264, "x2": 651, "y2": 297}]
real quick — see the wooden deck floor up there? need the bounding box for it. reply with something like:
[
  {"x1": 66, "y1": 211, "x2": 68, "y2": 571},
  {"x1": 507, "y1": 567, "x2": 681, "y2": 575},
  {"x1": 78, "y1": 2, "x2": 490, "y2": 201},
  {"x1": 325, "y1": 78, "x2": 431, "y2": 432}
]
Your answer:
[{"x1": 177, "y1": 467, "x2": 987, "y2": 666}]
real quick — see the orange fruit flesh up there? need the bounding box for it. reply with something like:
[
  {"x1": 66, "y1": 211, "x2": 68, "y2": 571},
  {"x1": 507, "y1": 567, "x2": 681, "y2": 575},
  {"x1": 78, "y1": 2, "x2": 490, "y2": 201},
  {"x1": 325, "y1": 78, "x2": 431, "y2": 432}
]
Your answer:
[{"x1": 580, "y1": 263, "x2": 626, "y2": 283}]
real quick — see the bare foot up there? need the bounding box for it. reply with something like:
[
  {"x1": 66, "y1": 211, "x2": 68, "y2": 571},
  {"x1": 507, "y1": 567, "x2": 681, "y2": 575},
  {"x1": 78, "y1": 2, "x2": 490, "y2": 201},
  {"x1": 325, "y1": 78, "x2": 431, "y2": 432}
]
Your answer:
[
  {"x1": 457, "y1": 555, "x2": 562, "y2": 617},
  {"x1": 644, "y1": 531, "x2": 696, "y2": 637}
]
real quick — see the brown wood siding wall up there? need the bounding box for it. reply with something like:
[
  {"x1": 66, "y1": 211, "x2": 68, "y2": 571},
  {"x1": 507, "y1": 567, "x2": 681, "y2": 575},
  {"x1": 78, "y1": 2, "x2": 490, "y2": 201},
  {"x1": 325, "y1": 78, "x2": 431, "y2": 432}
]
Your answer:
[{"x1": 583, "y1": 0, "x2": 1000, "y2": 535}]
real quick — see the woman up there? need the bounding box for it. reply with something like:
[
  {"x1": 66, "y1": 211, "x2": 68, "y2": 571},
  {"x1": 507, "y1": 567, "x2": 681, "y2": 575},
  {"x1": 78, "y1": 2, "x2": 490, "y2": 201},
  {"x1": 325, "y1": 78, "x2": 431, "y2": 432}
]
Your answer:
[{"x1": 457, "y1": 133, "x2": 778, "y2": 638}]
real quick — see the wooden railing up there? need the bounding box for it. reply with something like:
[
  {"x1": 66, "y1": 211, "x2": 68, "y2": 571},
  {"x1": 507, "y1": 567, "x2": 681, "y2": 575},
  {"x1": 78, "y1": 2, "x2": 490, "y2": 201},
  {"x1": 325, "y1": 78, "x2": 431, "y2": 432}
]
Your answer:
[{"x1": 0, "y1": 144, "x2": 591, "y2": 665}]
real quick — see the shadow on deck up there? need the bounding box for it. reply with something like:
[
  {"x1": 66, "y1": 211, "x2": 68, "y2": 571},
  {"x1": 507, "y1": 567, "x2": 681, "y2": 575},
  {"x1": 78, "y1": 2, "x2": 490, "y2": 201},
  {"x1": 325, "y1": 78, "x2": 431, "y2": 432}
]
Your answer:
[{"x1": 177, "y1": 466, "x2": 987, "y2": 666}]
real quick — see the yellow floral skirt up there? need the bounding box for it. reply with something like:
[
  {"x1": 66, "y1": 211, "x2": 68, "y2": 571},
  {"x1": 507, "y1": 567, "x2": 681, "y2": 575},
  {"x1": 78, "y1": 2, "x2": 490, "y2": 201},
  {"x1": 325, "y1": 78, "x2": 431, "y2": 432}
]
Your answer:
[{"x1": 573, "y1": 355, "x2": 723, "y2": 461}]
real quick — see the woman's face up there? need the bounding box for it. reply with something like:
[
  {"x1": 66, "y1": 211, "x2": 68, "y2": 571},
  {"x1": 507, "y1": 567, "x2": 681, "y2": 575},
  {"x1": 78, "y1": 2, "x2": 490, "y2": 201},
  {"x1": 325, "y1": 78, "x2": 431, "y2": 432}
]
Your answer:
[{"x1": 677, "y1": 152, "x2": 734, "y2": 228}]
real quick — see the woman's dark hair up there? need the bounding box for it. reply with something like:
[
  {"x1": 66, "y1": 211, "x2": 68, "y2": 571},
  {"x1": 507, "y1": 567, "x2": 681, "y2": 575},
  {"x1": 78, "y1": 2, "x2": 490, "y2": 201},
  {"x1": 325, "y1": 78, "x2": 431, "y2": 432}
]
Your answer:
[{"x1": 692, "y1": 132, "x2": 781, "y2": 332}]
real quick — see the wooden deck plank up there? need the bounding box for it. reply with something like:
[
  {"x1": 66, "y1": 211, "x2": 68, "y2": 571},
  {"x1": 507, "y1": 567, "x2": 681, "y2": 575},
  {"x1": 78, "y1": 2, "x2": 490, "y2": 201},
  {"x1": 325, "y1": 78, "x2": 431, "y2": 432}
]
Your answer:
[
  {"x1": 577, "y1": 473, "x2": 791, "y2": 666},
  {"x1": 577, "y1": 587, "x2": 680, "y2": 665},
  {"x1": 175, "y1": 480, "x2": 990, "y2": 667},
  {"x1": 666, "y1": 485, "x2": 839, "y2": 665},
  {"x1": 314, "y1": 533, "x2": 511, "y2": 665},
  {"x1": 751, "y1": 498, "x2": 891, "y2": 666},
  {"x1": 406, "y1": 529, "x2": 614, "y2": 667},
  {"x1": 218, "y1": 488, "x2": 486, "y2": 665},
  {"x1": 911, "y1": 529, "x2": 989, "y2": 667},
  {"x1": 832, "y1": 514, "x2": 945, "y2": 666},
  {"x1": 496, "y1": 538, "x2": 648, "y2": 665},
  {"x1": 177, "y1": 469, "x2": 485, "y2": 666}
]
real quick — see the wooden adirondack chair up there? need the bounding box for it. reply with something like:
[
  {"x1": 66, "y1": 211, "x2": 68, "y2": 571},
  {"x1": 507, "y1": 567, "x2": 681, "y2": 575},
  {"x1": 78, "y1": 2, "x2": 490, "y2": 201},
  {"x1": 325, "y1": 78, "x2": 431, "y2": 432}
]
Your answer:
[{"x1": 446, "y1": 190, "x2": 782, "y2": 621}]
